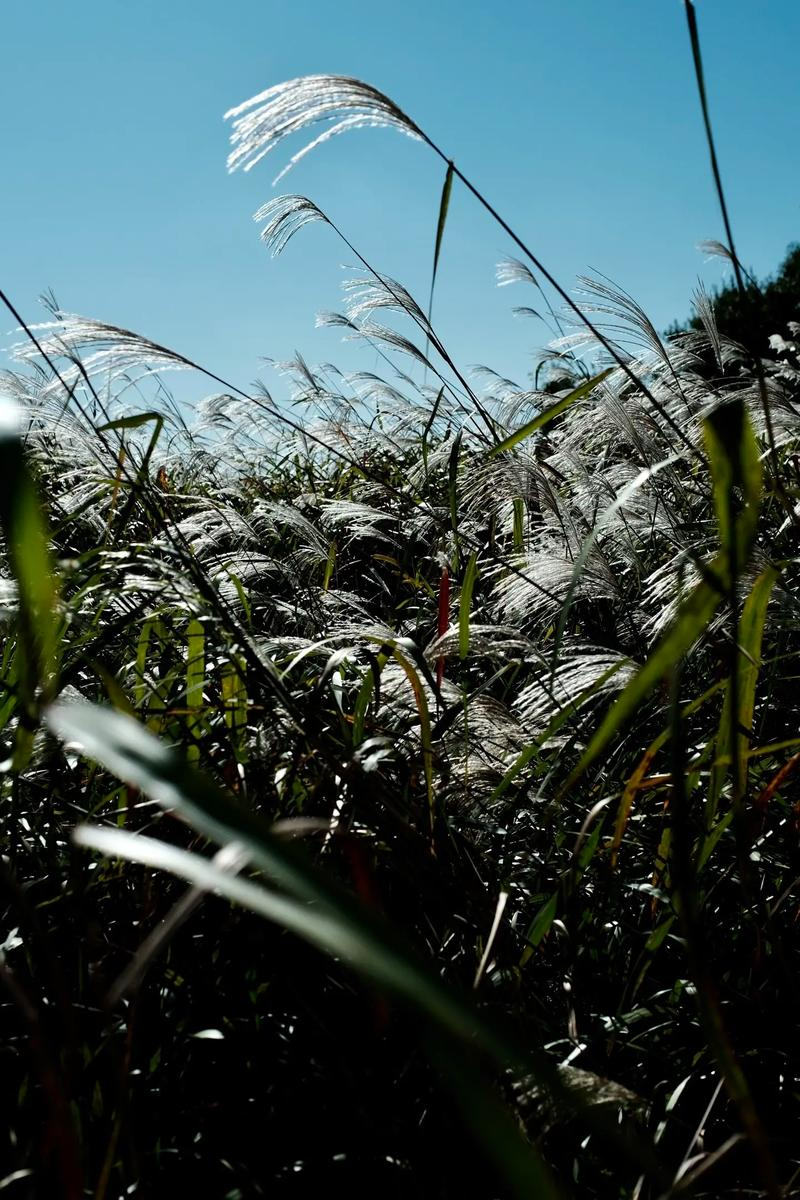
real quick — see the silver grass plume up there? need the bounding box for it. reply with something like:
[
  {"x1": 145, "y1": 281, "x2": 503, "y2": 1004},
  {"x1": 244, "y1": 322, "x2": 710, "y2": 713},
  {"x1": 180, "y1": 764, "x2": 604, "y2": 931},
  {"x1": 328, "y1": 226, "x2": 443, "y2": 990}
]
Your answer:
[
  {"x1": 342, "y1": 274, "x2": 428, "y2": 327},
  {"x1": 253, "y1": 195, "x2": 329, "y2": 256},
  {"x1": 13, "y1": 314, "x2": 194, "y2": 380},
  {"x1": 698, "y1": 238, "x2": 737, "y2": 265},
  {"x1": 496, "y1": 258, "x2": 539, "y2": 289},
  {"x1": 691, "y1": 281, "x2": 723, "y2": 369},
  {"x1": 225, "y1": 75, "x2": 424, "y2": 183}
]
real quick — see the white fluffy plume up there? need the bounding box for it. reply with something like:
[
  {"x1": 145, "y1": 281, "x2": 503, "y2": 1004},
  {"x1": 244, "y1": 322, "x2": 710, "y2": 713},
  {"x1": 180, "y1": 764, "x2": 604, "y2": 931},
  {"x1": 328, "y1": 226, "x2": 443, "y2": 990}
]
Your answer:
[{"x1": 225, "y1": 75, "x2": 424, "y2": 183}]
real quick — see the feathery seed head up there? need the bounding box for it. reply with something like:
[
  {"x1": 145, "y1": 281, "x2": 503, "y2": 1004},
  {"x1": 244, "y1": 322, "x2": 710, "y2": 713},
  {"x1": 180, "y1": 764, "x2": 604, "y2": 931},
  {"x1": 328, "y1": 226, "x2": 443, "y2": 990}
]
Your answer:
[
  {"x1": 225, "y1": 74, "x2": 424, "y2": 183},
  {"x1": 253, "y1": 195, "x2": 329, "y2": 256}
]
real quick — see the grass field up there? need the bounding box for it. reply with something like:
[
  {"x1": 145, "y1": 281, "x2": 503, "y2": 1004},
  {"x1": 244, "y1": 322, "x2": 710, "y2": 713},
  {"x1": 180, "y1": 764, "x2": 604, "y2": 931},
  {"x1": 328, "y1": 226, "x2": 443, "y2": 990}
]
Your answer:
[{"x1": 1, "y1": 4, "x2": 799, "y2": 1196}]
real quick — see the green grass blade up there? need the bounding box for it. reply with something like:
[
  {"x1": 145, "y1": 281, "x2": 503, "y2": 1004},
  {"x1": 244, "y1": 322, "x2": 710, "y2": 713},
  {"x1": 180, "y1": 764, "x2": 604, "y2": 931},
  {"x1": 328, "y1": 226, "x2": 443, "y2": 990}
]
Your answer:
[
  {"x1": 520, "y1": 892, "x2": 558, "y2": 967},
  {"x1": 391, "y1": 648, "x2": 435, "y2": 825},
  {"x1": 609, "y1": 678, "x2": 726, "y2": 866},
  {"x1": 135, "y1": 617, "x2": 169, "y2": 721},
  {"x1": 704, "y1": 397, "x2": 762, "y2": 569},
  {"x1": 186, "y1": 618, "x2": 206, "y2": 764},
  {"x1": 707, "y1": 566, "x2": 779, "y2": 824},
  {"x1": 322, "y1": 539, "x2": 337, "y2": 591},
  {"x1": 448, "y1": 429, "x2": 462, "y2": 561},
  {"x1": 427, "y1": 161, "x2": 454, "y2": 323},
  {"x1": 352, "y1": 651, "x2": 387, "y2": 748},
  {"x1": 49, "y1": 705, "x2": 543, "y2": 1086},
  {"x1": 221, "y1": 656, "x2": 248, "y2": 762},
  {"x1": 489, "y1": 368, "x2": 612, "y2": 457},
  {"x1": 74, "y1": 822, "x2": 466, "y2": 1020},
  {"x1": 568, "y1": 400, "x2": 762, "y2": 792},
  {"x1": 97, "y1": 412, "x2": 164, "y2": 433},
  {"x1": 421, "y1": 386, "x2": 444, "y2": 478}
]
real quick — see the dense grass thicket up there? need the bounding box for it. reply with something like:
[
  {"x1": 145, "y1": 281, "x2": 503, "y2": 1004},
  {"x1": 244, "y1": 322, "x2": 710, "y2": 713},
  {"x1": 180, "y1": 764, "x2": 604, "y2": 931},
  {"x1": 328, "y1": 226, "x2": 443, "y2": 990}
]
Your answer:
[{"x1": 2, "y1": 11, "x2": 800, "y2": 1198}]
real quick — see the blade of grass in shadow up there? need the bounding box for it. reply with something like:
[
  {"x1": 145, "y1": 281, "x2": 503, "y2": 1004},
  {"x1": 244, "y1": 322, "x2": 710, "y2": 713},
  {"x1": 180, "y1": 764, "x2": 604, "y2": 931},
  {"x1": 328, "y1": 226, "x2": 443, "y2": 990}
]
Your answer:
[
  {"x1": 426, "y1": 1032, "x2": 565, "y2": 1200},
  {"x1": 704, "y1": 399, "x2": 762, "y2": 573},
  {"x1": 76, "y1": 825, "x2": 565, "y2": 1198},
  {"x1": 0, "y1": 397, "x2": 60, "y2": 765},
  {"x1": 49, "y1": 701, "x2": 669, "y2": 1189},
  {"x1": 185, "y1": 617, "x2": 206, "y2": 765},
  {"x1": 459, "y1": 551, "x2": 479, "y2": 661},
  {"x1": 668, "y1": 665, "x2": 781, "y2": 1198}
]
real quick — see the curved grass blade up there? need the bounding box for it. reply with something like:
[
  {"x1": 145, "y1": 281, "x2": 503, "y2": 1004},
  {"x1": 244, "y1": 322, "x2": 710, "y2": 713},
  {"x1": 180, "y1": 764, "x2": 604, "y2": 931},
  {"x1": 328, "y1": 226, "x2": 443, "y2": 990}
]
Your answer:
[
  {"x1": 421, "y1": 386, "x2": 444, "y2": 477},
  {"x1": 520, "y1": 892, "x2": 558, "y2": 967},
  {"x1": 98, "y1": 412, "x2": 164, "y2": 532},
  {"x1": 426, "y1": 1034, "x2": 565, "y2": 1200},
  {"x1": 436, "y1": 566, "x2": 450, "y2": 689}
]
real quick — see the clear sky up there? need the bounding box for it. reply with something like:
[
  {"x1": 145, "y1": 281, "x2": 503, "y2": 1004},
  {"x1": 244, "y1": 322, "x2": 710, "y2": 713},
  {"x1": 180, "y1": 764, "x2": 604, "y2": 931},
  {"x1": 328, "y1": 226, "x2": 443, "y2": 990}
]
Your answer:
[{"x1": 2, "y1": 1, "x2": 799, "y2": 406}]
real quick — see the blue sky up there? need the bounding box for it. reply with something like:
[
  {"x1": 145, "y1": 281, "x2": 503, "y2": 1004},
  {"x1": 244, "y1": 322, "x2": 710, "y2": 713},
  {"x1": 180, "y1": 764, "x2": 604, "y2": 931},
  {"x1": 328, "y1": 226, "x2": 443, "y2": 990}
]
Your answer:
[{"x1": 2, "y1": 0, "x2": 799, "y2": 405}]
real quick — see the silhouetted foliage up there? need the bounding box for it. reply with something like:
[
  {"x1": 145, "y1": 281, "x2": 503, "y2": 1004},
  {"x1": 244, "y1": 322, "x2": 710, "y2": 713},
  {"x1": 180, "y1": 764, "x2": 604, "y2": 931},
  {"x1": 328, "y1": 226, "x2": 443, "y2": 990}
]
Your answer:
[{"x1": 673, "y1": 242, "x2": 800, "y2": 357}]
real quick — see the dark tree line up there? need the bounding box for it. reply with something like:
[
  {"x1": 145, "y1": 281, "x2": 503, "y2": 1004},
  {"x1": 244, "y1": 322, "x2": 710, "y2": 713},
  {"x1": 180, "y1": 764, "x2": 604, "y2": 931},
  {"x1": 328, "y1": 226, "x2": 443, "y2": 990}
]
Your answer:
[{"x1": 672, "y1": 242, "x2": 800, "y2": 357}]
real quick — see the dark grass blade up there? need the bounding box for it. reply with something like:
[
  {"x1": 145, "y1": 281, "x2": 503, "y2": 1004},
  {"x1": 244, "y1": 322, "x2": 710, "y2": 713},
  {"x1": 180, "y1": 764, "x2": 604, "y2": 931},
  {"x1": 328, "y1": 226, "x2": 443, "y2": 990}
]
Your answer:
[
  {"x1": 684, "y1": 0, "x2": 781, "y2": 470},
  {"x1": 683, "y1": 1, "x2": 743, "y2": 297},
  {"x1": 427, "y1": 160, "x2": 454, "y2": 326},
  {"x1": 459, "y1": 551, "x2": 479, "y2": 660},
  {"x1": 0, "y1": 403, "x2": 60, "y2": 737}
]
